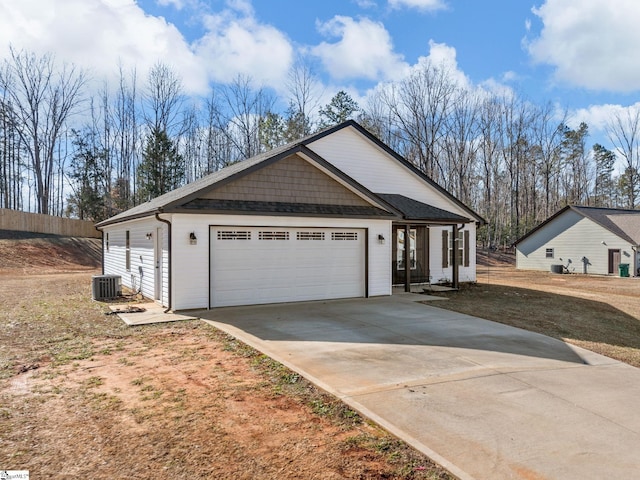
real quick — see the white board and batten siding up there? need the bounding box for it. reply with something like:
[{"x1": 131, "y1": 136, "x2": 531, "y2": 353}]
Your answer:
[
  {"x1": 102, "y1": 218, "x2": 169, "y2": 306},
  {"x1": 171, "y1": 214, "x2": 391, "y2": 310},
  {"x1": 516, "y1": 209, "x2": 635, "y2": 275}
]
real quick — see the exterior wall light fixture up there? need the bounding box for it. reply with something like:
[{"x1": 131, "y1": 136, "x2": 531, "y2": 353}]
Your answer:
[
  {"x1": 378, "y1": 234, "x2": 385, "y2": 245},
  {"x1": 189, "y1": 232, "x2": 197, "y2": 245}
]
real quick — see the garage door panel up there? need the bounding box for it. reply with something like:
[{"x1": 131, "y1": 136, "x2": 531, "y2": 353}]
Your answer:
[{"x1": 211, "y1": 227, "x2": 365, "y2": 307}]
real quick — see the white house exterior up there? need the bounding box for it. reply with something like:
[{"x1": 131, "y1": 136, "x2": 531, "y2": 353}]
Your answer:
[
  {"x1": 96, "y1": 121, "x2": 484, "y2": 310},
  {"x1": 515, "y1": 205, "x2": 640, "y2": 276}
]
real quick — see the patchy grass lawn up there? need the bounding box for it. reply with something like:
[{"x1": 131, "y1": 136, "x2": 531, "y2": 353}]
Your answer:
[
  {"x1": 0, "y1": 271, "x2": 451, "y2": 480},
  {"x1": 435, "y1": 264, "x2": 640, "y2": 368}
]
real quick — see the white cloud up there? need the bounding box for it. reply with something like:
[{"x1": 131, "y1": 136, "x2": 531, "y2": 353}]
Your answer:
[
  {"x1": 157, "y1": 0, "x2": 187, "y2": 9},
  {"x1": 224, "y1": 0, "x2": 255, "y2": 17},
  {"x1": 360, "y1": 38, "x2": 500, "y2": 112},
  {"x1": 194, "y1": 6, "x2": 294, "y2": 88},
  {"x1": 0, "y1": 0, "x2": 209, "y2": 95},
  {"x1": 414, "y1": 40, "x2": 471, "y2": 89},
  {"x1": 388, "y1": 0, "x2": 447, "y2": 12},
  {"x1": 572, "y1": 103, "x2": 640, "y2": 133},
  {"x1": 0, "y1": 0, "x2": 296, "y2": 96},
  {"x1": 354, "y1": 0, "x2": 378, "y2": 8},
  {"x1": 528, "y1": 0, "x2": 640, "y2": 92},
  {"x1": 501, "y1": 71, "x2": 519, "y2": 83},
  {"x1": 311, "y1": 16, "x2": 408, "y2": 82}
]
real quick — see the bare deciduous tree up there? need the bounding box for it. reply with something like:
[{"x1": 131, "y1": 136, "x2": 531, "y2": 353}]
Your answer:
[
  {"x1": 285, "y1": 57, "x2": 320, "y2": 139},
  {"x1": 143, "y1": 62, "x2": 184, "y2": 136},
  {"x1": 0, "y1": 47, "x2": 85, "y2": 214},
  {"x1": 215, "y1": 75, "x2": 274, "y2": 161},
  {"x1": 381, "y1": 61, "x2": 456, "y2": 183},
  {"x1": 606, "y1": 108, "x2": 640, "y2": 208}
]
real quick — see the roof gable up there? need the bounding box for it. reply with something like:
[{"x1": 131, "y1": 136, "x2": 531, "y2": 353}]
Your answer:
[
  {"x1": 574, "y1": 206, "x2": 640, "y2": 244},
  {"x1": 515, "y1": 205, "x2": 640, "y2": 246},
  {"x1": 96, "y1": 120, "x2": 482, "y2": 227},
  {"x1": 307, "y1": 123, "x2": 485, "y2": 224}
]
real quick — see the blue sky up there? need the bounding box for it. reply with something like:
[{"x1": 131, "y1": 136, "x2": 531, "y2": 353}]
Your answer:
[{"x1": 2, "y1": 0, "x2": 640, "y2": 143}]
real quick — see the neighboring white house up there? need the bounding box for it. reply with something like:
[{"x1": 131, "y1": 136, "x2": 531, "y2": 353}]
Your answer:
[
  {"x1": 515, "y1": 205, "x2": 640, "y2": 277},
  {"x1": 95, "y1": 121, "x2": 484, "y2": 310}
]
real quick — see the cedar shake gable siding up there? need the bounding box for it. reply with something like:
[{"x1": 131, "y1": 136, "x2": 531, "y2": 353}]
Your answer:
[{"x1": 200, "y1": 154, "x2": 372, "y2": 207}]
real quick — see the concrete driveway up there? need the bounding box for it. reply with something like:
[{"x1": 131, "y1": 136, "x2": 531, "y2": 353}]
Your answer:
[{"x1": 198, "y1": 293, "x2": 640, "y2": 480}]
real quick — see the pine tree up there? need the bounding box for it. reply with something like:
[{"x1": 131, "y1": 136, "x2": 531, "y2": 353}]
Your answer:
[
  {"x1": 592, "y1": 143, "x2": 616, "y2": 207},
  {"x1": 66, "y1": 130, "x2": 108, "y2": 221},
  {"x1": 318, "y1": 91, "x2": 360, "y2": 129},
  {"x1": 136, "y1": 128, "x2": 184, "y2": 202}
]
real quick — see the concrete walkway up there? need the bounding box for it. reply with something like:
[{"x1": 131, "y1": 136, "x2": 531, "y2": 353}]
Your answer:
[
  {"x1": 199, "y1": 294, "x2": 640, "y2": 480},
  {"x1": 109, "y1": 302, "x2": 199, "y2": 326}
]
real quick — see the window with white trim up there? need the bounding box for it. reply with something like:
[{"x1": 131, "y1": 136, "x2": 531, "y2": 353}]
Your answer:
[
  {"x1": 448, "y1": 231, "x2": 464, "y2": 265},
  {"x1": 546, "y1": 248, "x2": 554, "y2": 258},
  {"x1": 397, "y1": 229, "x2": 416, "y2": 270}
]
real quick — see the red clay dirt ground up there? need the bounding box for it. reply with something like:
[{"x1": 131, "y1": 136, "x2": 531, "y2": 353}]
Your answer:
[
  {"x1": 0, "y1": 230, "x2": 102, "y2": 274},
  {"x1": 0, "y1": 232, "x2": 451, "y2": 480}
]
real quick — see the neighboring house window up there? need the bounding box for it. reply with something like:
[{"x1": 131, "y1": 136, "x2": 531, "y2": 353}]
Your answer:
[
  {"x1": 126, "y1": 230, "x2": 131, "y2": 271},
  {"x1": 105, "y1": 232, "x2": 109, "y2": 252},
  {"x1": 546, "y1": 248, "x2": 554, "y2": 258}
]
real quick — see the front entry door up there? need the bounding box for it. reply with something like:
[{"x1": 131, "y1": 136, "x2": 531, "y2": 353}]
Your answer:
[{"x1": 392, "y1": 225, "x2": 429, "y2": 285}]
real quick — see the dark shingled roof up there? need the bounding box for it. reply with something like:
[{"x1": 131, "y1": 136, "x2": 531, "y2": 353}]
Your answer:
[
  {"x1": 179, "y1": 199, "x2": 396, "y2": 218},
  {"x1": 376, "y1": 194, "x2": 472, "y2": 223}
]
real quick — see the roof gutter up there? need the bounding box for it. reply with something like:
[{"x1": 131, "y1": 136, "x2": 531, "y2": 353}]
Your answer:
[{"x1": 155, "y1": 211, "x2": 172, "y2": 313}]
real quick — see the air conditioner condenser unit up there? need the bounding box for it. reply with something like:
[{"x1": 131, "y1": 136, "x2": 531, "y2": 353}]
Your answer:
[{"x1": 92, "y1": 275, "x2": 122, "y2": 300}]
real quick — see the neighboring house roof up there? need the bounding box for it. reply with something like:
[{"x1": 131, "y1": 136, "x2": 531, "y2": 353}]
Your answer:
[
  {"x1": 96, "y1": 120, "x2": 484, "y2": 228},
  {"x1": 514, "y1": 205, "x2": 640, "y2": 246},
  {"x1": 376, "y1": 194, "x2": 472, "y2": 223}
]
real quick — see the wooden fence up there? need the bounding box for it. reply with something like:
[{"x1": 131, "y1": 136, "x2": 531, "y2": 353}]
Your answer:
[{"x1": 0, "y1": 209, "x2": 101, "y2": 238}]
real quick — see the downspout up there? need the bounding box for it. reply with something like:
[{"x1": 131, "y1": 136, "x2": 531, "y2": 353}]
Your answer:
[
  {"x1": 100, "y1": 229, "x2": 105, "y2": 275},
  {"x1": 155, "y1": 211, "x2": 172, "y2": 313}
]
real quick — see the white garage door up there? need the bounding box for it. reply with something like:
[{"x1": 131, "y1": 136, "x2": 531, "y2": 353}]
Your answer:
[{"x1": 210, "y1": 227, "x2": 366, "y2": 307}]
